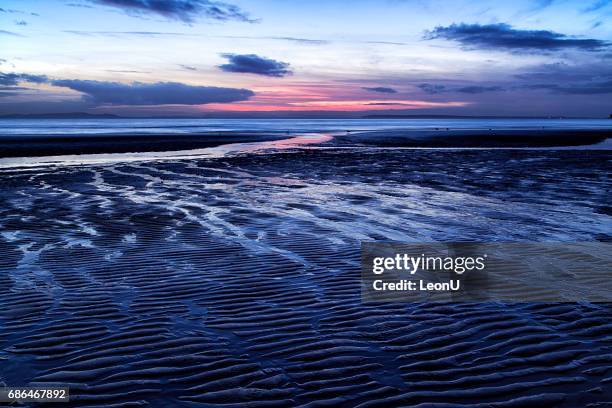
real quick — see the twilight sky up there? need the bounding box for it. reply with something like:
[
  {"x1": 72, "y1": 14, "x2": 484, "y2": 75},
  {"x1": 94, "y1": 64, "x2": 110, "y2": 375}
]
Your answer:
[{"x1": 1, "y1": 0, "x2": 611, "y2": 117}]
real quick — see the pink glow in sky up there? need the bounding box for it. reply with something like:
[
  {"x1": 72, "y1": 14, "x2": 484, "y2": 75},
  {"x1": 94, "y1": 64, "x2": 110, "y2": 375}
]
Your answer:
[{"x1": 1, "y1": 0, "x2": 610, "y2": 116}]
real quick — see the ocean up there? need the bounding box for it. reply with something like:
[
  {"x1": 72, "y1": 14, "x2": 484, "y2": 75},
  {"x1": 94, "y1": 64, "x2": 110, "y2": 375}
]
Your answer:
[{"x1": 1, "y1": 117, "x2": 611, "y2": 136}]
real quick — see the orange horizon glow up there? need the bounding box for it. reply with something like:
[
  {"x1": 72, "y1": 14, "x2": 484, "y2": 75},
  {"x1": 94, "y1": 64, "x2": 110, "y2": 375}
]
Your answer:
[
  {"x1": 205, "y1": 100, "x2": 470, "y2": 112},
  {"x1": 204, "y1": 84, "x2": 471, "y2": 112}
]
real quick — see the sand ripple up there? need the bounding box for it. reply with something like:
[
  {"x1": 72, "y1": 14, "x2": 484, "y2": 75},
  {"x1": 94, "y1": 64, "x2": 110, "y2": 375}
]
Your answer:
[{"x1": 0, "y1": 148, "x2": 611, "y2": 407}]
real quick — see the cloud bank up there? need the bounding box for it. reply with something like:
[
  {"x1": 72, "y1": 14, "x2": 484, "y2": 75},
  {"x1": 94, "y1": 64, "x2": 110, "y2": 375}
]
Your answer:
[
  {"x1": 219, "y1": 54, "x2": 292, "y2": 77},
  {"x1": 362, "y1": 87, "x2": 398, "y2": 94},
  {"x1": 418, "y1": 83, "x2": 505, "y2": 94},
  {"x1": 425, "y1": 23, "x2": 609, "y2": 52},
  {"x1": 50, "y1": 79, "x2": 254, "y2": 105},
  {"x1": 0, "y1": 72, "x2": 48, "y2": 86},
  {"x1": 90, "y1": 0, "x2": 255, "y2": 23},
  {"x1": 417, "y1": 83, "x2": 447, "y2": 94},
  {"x1": 515, "y1": 62, "x2": 612, "y2": 94},
  {"x1": 1, "y1": 72, "x2": 256, "y2": 105},
  {"x1": 524, "y1": 80, "x2": 612, "y2": 94},
  {"x1": 456, "y1": 85, "x2": 505, "y2": 94}
]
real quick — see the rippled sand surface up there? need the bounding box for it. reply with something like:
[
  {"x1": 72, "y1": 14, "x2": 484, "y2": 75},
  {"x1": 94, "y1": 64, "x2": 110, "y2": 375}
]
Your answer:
[{"x1": 1, "y1": 148, "x2": 611, "y2": 407}]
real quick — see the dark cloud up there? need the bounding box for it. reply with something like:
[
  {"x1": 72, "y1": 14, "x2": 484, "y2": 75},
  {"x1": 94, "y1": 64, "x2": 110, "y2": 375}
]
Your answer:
[
  {"x1": 524, "y1": 80, "x2": 612, "y2": 94},
  {"x1": 455, "y1": 85, "x2": 505, "y2": 94},
  {"x1": 524, "y1": 61, "x2": 612, "y2": 80},
  {"x1": 179, "y1": 64, "x2": 197, "y2": 71},
  {"x1": 511, "y1": 62, "x2": 612, "y2": 94},
  {"x1": 219, "y1": 54, "x2": 292, "y2": 77},
  {"x1": 362, "y1": 86, "x2": 398, "y2": 94},
  {"x1": 424, "y1": 23, "x2": 609, "y2": 52},
  {"x1": 417, "y1": 83, "x2": 504, "y2": 94},
  {"x1": 417, "y1": 83, "x2": 447, "y2": 94},
  {"x1": 0, "y1": 72, "x2": 254, "y2": 106},
  {"x1": 50, "y1": 79, "x2": 254, "y2": 105},
  {"x1": 0, "y1": 72, "x2": 48, "y2": 86},
  {"x1": 90, "y1": 0, "x2": 255, "y2": 23}
]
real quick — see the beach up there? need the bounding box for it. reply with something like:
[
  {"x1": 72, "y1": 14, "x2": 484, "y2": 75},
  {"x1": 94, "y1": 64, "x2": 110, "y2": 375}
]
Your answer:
[
  {"x1": 4, "y1": 0, "x2": 612, "y2": 404},
  {"x1": 1, "y1": 120, "x2": 611, "y2": 406},
  {"x1": 2, "y1": 118, "x2": 612, "y2": 158}
]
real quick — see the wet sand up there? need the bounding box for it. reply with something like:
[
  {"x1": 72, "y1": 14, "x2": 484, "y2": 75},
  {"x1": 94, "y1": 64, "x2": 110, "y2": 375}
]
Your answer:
[
  {"x1": 335, "y1": 128, "x2": 612, "y2": 147},
  {"x1": 0, "y1": 131, "x2": 290, "y2": 157},
  {"x1": 1, "y1": 147, "x2": 611, "y2": 407},
  {"x1": 1, "y1": 127, "x2": 611, "y2": 158}
]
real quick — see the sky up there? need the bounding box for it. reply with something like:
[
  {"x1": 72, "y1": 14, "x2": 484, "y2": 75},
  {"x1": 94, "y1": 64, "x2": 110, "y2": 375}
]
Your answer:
[{"x1": 0, "y1": 0, "x2": 611, "y2": 117}]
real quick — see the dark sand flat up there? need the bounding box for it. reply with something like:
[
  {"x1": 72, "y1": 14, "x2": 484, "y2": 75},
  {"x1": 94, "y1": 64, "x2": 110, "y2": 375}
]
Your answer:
[
  {"x1": 334, "y1": 128, "x2": 612, "y2": 147},
  {"x1": 0, "y1": 132, "x2": 290, "y2": 158},
  {"x1": 1, "y1": 128, "x2": 611, "y2": 158},
  {"x1": 1, "y1": 148, "x2": 611, "y2": 407}
]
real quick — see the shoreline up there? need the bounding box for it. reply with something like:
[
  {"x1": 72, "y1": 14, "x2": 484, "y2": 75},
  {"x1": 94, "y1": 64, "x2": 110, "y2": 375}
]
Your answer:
[{"x1": 0, "y1": 128, "x2": 611, "y2": 158}]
